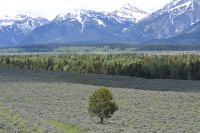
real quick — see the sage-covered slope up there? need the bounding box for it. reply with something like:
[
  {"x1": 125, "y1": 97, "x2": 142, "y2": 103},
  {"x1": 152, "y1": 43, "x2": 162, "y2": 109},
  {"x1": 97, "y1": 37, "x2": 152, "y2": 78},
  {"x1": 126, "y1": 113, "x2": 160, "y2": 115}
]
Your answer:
[{"x1": 0, "y1": 68, "x2": 200, "y2": 132}]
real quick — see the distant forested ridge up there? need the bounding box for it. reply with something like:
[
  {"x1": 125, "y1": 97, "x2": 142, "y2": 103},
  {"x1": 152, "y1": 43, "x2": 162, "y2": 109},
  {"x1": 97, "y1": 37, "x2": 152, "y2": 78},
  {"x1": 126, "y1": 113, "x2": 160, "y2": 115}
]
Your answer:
[
  {"x1": 1, "y1": 44, "x2": 200, "y2": 53},
  {"x1": 1, "y1": 53, "x2": 200, "y2": 80}
]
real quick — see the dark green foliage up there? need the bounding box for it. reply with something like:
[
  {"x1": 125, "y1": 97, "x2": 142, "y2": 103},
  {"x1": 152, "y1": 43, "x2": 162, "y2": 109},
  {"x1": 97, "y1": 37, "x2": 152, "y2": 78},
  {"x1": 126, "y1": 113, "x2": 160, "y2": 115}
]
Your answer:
[
  {"x1": 1, "y1": 53, "x2": 200, "y2": 80},
  {"x1": 88, "y1": 88, "x2": 118, "y2": 123}
]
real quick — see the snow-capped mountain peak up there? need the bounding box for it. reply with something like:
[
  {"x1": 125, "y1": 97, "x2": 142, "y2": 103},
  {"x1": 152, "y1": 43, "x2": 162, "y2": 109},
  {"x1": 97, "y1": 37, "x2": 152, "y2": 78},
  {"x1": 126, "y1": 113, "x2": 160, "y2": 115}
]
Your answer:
[
  {"x1": 15, "y1": 13, "x2": 39, "y2": 20},
  {"x1": 54, "y1": 9, "x2": 105, "y2": 25},
  {"x1": 123, "y1": 3, "x2": 134, "y2": 9},
  {"x1": 0, "y1": 13, "x2": 50, "y2": 46},
  {"x1": 54, "y1": 9, "x2": 102, "y2": 21},
  {"x1": 66, "y1": 9, "x2": 97, "y2": 21},
  {"x1": 145, "y1": 0, "x2": 200, "y2": 21},
  {"x1": 53, "y1": 9, "x2": 107, "y2": 34},
  {"x1": 128, "y1": 0, "x2": 200, "y2": 40},
  {"x1": 157, "y1": 0, "x2": 200, "y2": 25},
  {"x1": 0, "y1": 15, "x2": 19, "y2": 29},
  {"x1": 71, "y1": 9, "x2": 91, "y2": 16},
  {"x1": 0, "y1": 14, "x2": 48, "y2": 29},
  {"x1": 111, "y1": 3, "x2": 151, "y2": 23}
]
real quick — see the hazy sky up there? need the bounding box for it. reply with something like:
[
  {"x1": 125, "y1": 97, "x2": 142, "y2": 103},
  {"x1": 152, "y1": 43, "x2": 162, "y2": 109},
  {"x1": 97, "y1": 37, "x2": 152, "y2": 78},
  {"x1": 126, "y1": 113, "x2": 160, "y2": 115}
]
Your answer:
[{"x1": 0, "y1": 0, "x2": 173, "y2": 20}]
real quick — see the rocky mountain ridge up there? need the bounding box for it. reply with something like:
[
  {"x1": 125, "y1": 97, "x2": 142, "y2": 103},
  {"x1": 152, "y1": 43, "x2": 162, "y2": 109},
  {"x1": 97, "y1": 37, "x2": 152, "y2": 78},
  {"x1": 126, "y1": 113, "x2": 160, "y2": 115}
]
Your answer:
[
  {"x1": 1, "y1": 4, "x2": 150, "y2": 46},
  {"x1": 125, "y1": 0, "x2": 200, "y2": 43},
  {"x1": 109, "y1": 3, "x2": 151, "y2": 23},
  {"x1": 0, "y1": 14, "x2": 49, "y2": 46},
  {"x1": 18, "y1": 3, "x2": 150, "y2": 45},
  {"x1": 2, "y1": 0, "x2": 200, "y2": 46}
]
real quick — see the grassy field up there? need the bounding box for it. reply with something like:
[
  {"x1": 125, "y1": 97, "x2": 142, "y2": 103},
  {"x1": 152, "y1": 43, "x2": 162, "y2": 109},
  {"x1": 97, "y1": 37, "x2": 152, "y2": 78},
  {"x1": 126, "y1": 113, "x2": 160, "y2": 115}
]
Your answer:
[{"x1": 0, "y1": 68, "x2": 200, "y2": 132}]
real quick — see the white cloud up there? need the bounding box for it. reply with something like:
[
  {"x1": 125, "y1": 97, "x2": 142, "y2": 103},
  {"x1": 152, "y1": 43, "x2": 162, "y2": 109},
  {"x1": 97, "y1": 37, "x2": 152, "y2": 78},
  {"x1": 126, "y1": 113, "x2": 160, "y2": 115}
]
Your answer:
[{"x1": 0, "y1": 0, "x2": 173, "y2": 20}]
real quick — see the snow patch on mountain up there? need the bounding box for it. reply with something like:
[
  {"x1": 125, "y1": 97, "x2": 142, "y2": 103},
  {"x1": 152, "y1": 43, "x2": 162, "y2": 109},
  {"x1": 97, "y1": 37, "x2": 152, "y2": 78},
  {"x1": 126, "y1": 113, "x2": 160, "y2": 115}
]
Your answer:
[
  {"x1": 122, "y1": 28, "x2": 128, "y2": 32},
  {"x1": 161, "y1": 0, "x2": 196, "y2": 12},
  {"x1": 167, "y1": 0, "x2": 192, "y2": 14},
  {"x1": 96, "y1": 19, "x2": 105, "y2": 26},
  {"x1": 162, "y1": 0, "x2": 183, "y2": 10}
]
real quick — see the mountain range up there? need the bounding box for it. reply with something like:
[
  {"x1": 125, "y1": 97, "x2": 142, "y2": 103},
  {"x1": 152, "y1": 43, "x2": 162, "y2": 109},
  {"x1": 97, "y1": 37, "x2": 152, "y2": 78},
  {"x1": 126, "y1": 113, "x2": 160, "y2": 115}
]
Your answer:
[
  {"x1": 1, "y1": 0, "x2": 200, "y2": 47},
  {"x1": 126, "y1": 0, "x2": 200, "y2": 44},
  {"x1": 0, "y1": 14, "x2": 49, "y2": 46},
  {"x1": 18, "y1": 3, "x2": 150, "y2": 46}
]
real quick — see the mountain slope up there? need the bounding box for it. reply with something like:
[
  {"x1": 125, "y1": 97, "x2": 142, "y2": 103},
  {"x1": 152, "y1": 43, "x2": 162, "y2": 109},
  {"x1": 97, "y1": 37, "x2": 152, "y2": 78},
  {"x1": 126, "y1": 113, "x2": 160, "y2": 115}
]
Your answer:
[
  {"x1": 125, "y1": 0, "x2": 200, "y2": 43},
  {"x1": 19, "y1": 4, "x2": 150, "y2": 45},
  {"x1": 19, "y1": 10, "x2": 127, "y2": 45},
  {"x1": 180, "y1": 20, "x2": 200, "y2": 34},
  {"x1": 143, "y1": 21, "x2": 200, "y2": 45},
  {"x1": 143, "y1": 32, "x2": 200, "y2": 45},
  {"x1": 0, "y1": 14, "x2": 49, "y2": 46}
]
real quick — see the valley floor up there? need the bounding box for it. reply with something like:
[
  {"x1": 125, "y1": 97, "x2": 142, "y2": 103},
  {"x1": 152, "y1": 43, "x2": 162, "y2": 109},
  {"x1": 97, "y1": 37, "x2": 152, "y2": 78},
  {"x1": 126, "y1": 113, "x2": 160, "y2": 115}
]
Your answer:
[{"x1": 0, "y1": 68, "x2": 200, "y2": 132}]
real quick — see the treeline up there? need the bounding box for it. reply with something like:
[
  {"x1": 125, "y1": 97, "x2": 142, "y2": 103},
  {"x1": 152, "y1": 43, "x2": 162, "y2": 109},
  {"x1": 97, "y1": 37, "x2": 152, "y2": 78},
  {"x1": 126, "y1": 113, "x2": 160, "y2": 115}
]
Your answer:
[
  {"x1": 2, "y1": 44, "x2": 200, "y2": 53},
  {"x1": 1, "y1": 53, "x2": 200, "y2": 80}
]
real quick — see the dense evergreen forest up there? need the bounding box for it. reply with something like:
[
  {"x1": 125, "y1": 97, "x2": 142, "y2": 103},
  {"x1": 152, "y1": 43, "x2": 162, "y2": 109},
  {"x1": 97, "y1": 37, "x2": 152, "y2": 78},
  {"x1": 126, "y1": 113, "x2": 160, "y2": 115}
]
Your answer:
[{"x1": 1, "y1": 53, "x2": 200, "y2": 80}]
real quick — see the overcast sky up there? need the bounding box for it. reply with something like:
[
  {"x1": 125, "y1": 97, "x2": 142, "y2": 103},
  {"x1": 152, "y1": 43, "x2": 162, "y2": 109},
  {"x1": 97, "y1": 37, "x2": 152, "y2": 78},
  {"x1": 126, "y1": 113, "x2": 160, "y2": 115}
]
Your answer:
[{"x1": 0, "y1": 0, "x2": 173, "y2": 20}]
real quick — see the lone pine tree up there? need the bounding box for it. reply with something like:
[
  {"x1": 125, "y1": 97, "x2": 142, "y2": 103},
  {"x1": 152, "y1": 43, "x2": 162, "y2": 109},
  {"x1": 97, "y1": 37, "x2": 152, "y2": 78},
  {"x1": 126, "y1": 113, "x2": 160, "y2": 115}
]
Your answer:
[{"x1": 88, "y1": 87, "x2": 118, "y2": 123}]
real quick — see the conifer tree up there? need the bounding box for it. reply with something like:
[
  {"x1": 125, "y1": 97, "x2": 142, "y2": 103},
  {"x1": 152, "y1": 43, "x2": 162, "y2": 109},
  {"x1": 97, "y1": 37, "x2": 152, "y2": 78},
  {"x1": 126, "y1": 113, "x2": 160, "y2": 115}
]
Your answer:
[{"x1": 88, "y1": 88, "x2": 118, "y2": 123}]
